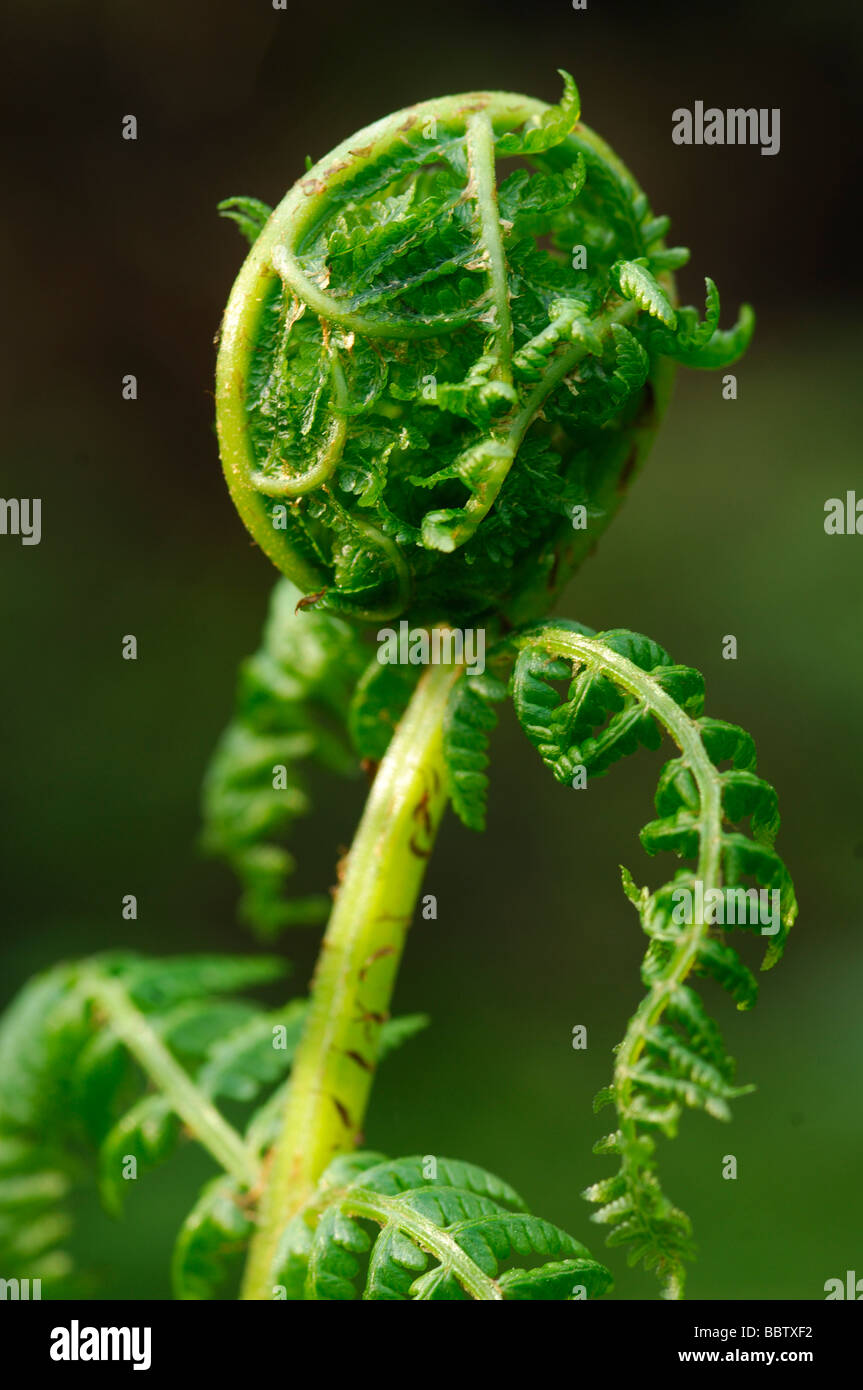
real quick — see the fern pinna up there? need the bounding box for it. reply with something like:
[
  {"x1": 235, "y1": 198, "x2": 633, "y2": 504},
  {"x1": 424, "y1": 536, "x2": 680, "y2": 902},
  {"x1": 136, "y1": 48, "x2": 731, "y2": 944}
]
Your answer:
[{"x1": 0, "y1": 73, "x2": 791, "y2": 1300}]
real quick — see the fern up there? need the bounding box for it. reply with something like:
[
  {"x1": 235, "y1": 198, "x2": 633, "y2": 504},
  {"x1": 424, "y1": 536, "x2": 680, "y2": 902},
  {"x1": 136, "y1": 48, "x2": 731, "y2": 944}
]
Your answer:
[
  {"x1": 441, "y1": 670, "x2": 508, "y2": 830},
  {"x1": 217, "y1": 196, "x2": 273, "y2": 246},
  {"x1": 505, "y1": 626, "x2": 796, "y2": 1297},
  {"x1": 201, "y1": 578, "x2": 371, "y2": 937},
  {"x1": 271, "y1": 1153, "x2": 612, "y2": 1301},
  {"x1": 1, "y1": 72, "x2": 790, "y2": 1304},
  {"x1": 0, "y1": 955, "x2": 427, "y2": 1294},
  {"x1": 217, "y1": 70, "x2": 751, "y2": 622},
  {"x1": 443, "y1": 623, "x2": 795, "y2": 1296}
]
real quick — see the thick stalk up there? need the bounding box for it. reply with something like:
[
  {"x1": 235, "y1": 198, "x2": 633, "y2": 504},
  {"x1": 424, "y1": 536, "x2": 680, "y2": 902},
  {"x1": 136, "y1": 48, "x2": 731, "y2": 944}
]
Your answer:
[{"x1": 241, "y1": 660, "x2": 460, "y2": 1299}]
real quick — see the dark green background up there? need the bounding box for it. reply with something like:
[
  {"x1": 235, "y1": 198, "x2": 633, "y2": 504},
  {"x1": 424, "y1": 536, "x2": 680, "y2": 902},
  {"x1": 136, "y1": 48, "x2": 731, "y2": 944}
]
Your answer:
[{"x1": 2, "y1": 0, "x2": 861, "y2": 1299}]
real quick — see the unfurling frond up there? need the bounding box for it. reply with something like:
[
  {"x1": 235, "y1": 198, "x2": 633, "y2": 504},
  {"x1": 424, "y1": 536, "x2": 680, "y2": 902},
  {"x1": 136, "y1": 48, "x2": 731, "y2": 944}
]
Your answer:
[
  {"x1": 506, "y1": 625, "x2": 796, "y2": 1297},
  {"x1": 216, "y1": 74, "x2": 749, "y2": 626}
]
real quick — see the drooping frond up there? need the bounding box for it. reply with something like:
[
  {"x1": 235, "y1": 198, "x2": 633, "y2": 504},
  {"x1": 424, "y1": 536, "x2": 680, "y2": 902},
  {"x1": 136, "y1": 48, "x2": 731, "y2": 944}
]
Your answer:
[{"x1": 507, "y1": 624, "x2": 796, "y2": 1297}]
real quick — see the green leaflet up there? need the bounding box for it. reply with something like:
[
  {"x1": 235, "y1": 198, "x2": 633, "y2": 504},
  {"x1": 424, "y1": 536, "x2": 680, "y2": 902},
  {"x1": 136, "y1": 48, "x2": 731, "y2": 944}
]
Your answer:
[
  {"x1": 510, "y1": 625, "x2": 796, "y2": 1298},
  {"x1": 347, "y1": 656, "x2": 421, "y2": 762},
  {"x1": 270, "y1": 1153, "x2": 612, "y2": 1301},
  {"x1": 201, "y1": 578, "x2": 369, "y2": 937},
  {"x1": 442, "y1": 671, "x2": 508, "y2": 830},
  {"x1": 497, "y1": 157, "x2": 587, "y2": 243},
  {"x1": 218, "y1": 196, "x2": 273, "y2": 246},
  {"x1": 0, "y1": 1133, "x2": 76, "y2": 1292},
  {"x1": 612, "y1": 259, "x2": 678, "y2": 329},
  {"x1": 496, "y1": 70, "x2": 581, "y2": 156},
  {"x1": 172, "y1": 1175, "x2": 254, "y2": 1301},
  {"x1": 649, "y1": 275, "x2": 755, "y2": 368},
  {"x1": 99, "y1": 1096, "x2": 179, "y2": 1217}
]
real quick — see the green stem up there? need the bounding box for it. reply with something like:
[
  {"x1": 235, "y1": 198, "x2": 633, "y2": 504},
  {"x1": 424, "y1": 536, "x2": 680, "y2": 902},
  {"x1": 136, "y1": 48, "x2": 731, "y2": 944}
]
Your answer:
[
  {"x1": 240, "y1": 660, "x2": 461, "y2": 1299},
  {"x1": 465, "y1": 111, "x2": 513, "y2": 381},
  {"x1": 337, "y1": 1189, "x2": 502, "y2": 1300},
  {"x1": 85, "y1": 975, "x2": 257, "y2": 1189}
]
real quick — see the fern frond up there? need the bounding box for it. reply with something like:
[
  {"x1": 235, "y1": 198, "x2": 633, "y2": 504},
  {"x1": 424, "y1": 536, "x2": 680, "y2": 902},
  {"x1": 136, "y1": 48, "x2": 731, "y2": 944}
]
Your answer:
[
  {"x1": 612, "y1": 259, "x2": 678, "y2": 329},
  {"x1": 219, "y1": 76, "x2": 751, "y2": 623},
  {"x1": 0, "y1": 954, "x2": 278, "y2": 1286},
  {"x1": 270, "y1": 1152, "x2": 612, "y2": 1300},
  {"x1": 172, "y1": 1174, "x2": 254, "y2": 1300},
  {"x1": 347, "y1": 657, "x2": 422, "y2": 762},
  {"x1": 510, "y1": 624, "x2": 796, "y2": 1297},
  {"x1": 442, "y1": 671, "x2": 508, "y2": 830},
  {"x1": 650, "y1": 276, "x2": 755, "y2": 368},
  {"x1": 201, "y1": 578, "x2": 370, "y2": 937},
  {"x1": 497, "y1": 70, "x2": 581, "y2": 157},
  {"x1": 0, "y1": 955, "x2": 426, "y2": 1293}
]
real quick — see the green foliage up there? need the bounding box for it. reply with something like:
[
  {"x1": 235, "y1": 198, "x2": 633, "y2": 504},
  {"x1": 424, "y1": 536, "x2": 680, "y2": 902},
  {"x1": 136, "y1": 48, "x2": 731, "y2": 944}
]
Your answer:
[
  {"x1": 201, "y1": 578, "x2": 371, "y2": 937},
  {"x1": 612, "y1": 259, "x2": 678, "y2": 329},
  {"x1": 497, "y1": 70, "x2": 581, "y2": 156},
  {"x1": 0, "y1": 73, "x2": 785, "y2": 1306},
  {"x1": 217, "y1": 196, "x2": 273, "y2": 246},
  {"x1": 172, "y1": 1174, "x2": 254, "y2": 1300},
  {"x1": 0, "y1": 954, "x2": 427, "y2": 1295},
  {"x1": 271, "y1": 1152, "x2": 612, "y2": 1300},
  {"x1": 0, "y1": 954, "x2": 276, "y2": 1289},
  {"x1": 347, "y1": 657, "x2": 421, "y2": 762},
  {"x1": 442, "y1": 671, "x2": 508, "y2": 830},
  {"x1": 217, "y1": 72, "x2": 751, "y2": 626},
  {"x1": 508, "y1": 626, "x2": 796, "y2": 1297}
]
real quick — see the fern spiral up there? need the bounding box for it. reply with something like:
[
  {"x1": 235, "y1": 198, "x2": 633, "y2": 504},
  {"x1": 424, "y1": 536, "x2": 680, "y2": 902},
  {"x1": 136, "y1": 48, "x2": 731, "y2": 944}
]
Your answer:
[{"x1": 216, "y1": 73, "x2": 750, "y2": 626}]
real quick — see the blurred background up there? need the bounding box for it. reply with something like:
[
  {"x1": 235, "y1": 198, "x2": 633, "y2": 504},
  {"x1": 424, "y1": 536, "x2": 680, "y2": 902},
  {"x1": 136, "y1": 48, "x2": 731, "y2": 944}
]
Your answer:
[{"x1": 1, "y1": 0, "x2": 861, "y2": 1299}]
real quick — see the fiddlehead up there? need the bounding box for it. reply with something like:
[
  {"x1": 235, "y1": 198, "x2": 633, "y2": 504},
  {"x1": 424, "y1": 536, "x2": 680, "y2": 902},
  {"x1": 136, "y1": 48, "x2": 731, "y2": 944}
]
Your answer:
[{"x1": 216, "y1": 72, "x2": 750, "y2": 627}]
